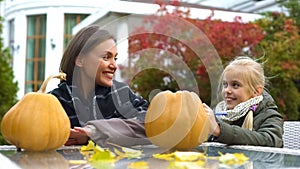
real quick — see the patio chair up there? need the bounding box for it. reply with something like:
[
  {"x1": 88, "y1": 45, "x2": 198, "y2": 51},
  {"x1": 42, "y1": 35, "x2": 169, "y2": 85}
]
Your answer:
[{"x1": 283, "y1": 121, "x2": 300, "y2": 150}]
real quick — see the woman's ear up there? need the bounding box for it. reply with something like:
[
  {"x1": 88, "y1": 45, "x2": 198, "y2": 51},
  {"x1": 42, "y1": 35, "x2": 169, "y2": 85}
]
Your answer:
[
  {"x1": 254, "y1": 86, "x2": 263, "y2": 96},
  {"x1": 75, "y1": 56, "x2": 84, "y2": 67}
]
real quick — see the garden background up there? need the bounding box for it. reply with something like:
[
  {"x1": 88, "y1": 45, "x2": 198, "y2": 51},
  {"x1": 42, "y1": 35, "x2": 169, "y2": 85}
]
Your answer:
[{"x1": 0, "y1": 0, "x2": 299, "y2": 144}]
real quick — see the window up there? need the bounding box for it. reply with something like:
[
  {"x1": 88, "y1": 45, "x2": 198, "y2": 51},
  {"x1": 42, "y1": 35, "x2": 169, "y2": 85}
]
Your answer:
[
  {"x1": 64, "y1": 14, "x2": 88, "y2": 49},
  {"x1": 8, "y1": 19, "x2": 15, "y2": 56},
  {"x1": 25, "y1": 15, "x2": 46, "y2": 93}
]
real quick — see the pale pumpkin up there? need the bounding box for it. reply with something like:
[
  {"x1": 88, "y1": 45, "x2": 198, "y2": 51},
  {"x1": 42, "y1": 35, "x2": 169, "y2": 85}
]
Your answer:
[
  {"x1": 145, "y1": 90, "x2": 210, "y2": 149},
  {"x1": 1, "y1": 73, "x2": 70, "y2": 151}
]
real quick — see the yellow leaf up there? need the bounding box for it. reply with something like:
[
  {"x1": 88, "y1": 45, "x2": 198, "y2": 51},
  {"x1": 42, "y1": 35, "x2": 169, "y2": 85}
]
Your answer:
[
  {"x1": 128, "y1": 161, "x2": 149, "y2": 169},
  {"x1": 80, "y1": 140, "x2": 96, "y2": 152},
  {"x1": 113, "y1": 147, "x2": 144, "y2": 159},
  {"x1": 122, "y1": 147, "x2": 140, "y2": 153},
  {"x1": 114, "y1": 148, "x2": 125, "y2": 156},
  {"x1": 90, "y1": 148, "x2": 115, "y2": 161},
  {"x1": 173, "y1": 151, "x2": 205, "y2": 161},
  {"x1": 69, "y1": 160, "x2": 87, "y2": 165},
  {"x1": 219, "y1": 152, "x2": 249, "y2": 165},
  {"x1": 90, "y1": 160, "x2": 115, "y2": 169},
  {"x1": 234, "y1": 153, "x2": 249, "y2": 161},
  {"x1": 168, "y1": 161, "x2": 205, "y2": 169},
  {"x1": 153, "y1": 153, "x2": 175, "y2": 161},
  {"x1": 153, "y1": 151, "x2": 206, "y2": 162}
]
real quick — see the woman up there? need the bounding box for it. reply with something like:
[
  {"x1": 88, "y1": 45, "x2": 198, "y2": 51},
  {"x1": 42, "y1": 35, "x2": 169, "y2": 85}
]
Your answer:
[{"x1": 50, "y1": 25, "x2": 150, "y2": 147}]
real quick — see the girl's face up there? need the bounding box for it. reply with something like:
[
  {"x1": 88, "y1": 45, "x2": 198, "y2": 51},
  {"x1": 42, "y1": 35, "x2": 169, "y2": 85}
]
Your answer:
[
  {"x1": 78, "y1": 39, "x2": 118, "y2": 87},
  {"x1": 221, "y1": 70, "x2": 255, "y2": 110}
]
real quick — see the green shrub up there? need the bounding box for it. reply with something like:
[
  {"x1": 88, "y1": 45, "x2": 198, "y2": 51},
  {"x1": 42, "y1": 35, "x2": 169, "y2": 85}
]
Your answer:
[{"x1": 0, "y1": 16, "x2": 18, "y2": 145}]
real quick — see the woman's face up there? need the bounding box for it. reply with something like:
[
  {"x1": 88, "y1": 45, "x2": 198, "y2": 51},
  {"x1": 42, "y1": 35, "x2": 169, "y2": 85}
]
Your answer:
[
  {"x1": 78, "y1": 39, "x2": 118, "y2": 87},
  {"x1": 221, "y1": 70, "x2": 255, "y2": 110}
]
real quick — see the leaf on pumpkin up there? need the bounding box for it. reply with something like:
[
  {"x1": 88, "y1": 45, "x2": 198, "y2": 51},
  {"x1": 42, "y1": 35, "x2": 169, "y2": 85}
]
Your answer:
[{"x1": 127, "y1": 161, "x2": 149, "y2": 169}]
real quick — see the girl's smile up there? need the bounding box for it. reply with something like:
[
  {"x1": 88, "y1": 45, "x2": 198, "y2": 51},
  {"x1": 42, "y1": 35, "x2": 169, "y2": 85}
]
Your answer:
[{"x1": 222, "y1": 69, "x2": 254, "y2": 110}]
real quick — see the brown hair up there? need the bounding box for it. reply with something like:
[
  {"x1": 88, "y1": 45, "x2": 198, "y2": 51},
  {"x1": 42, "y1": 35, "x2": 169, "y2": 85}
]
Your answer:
[{"x1": 60, "y1": 25, "x2": 115, "y2": 83}]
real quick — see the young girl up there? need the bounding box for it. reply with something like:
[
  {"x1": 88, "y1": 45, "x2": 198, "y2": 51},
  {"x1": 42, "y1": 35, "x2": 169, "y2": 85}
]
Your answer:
[
  {"x1": 49, "y1": 25, "x2": 150, "y2": 147},
  {"x1": 204, "y1": 56, "x2": 283, "y2": 147}
]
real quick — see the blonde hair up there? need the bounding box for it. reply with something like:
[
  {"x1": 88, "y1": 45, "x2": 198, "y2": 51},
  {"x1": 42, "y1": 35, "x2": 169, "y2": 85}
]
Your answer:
[{"x1": 218, "y1": 56, "x2": 265, "y2": 95}]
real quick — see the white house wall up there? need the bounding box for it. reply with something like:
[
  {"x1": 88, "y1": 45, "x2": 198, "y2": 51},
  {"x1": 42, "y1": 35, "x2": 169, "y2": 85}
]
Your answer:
[
  {"x1": 1, "y1": 0, "x2": 108, "y2": 99},
  {"x1": 44, "y1": 8, "x2": 64, "y2": 92}
]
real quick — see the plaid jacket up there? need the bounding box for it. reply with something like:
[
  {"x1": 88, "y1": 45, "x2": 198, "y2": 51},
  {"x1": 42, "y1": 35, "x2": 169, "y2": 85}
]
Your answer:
[{"x1": 49, "y1": 80, "x2": 149, "y2": 128}]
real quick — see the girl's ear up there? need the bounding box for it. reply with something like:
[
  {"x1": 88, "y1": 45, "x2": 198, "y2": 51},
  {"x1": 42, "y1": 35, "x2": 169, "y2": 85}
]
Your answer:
[
  {"x1": 75, "y1": 56, "x2": 84, "y2": 67},
  {"x1": 254, "y1": 86, "x2": 263, "y2": 96}
]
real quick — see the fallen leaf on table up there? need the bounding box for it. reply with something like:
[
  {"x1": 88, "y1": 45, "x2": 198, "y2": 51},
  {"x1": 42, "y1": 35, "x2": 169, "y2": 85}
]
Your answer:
[
  {"x1": 90, "y1": 160, "x2": 115, "y2": 169},
  {"x1": 218, "y1": 152, "x2": 249, "y2": 165},
  {"x1": 153, "y1": 151, "x2": 206, "y2": 162},
  {"x1": 168, "y1": 161, "x2": 206, "y2": 169},
  {"x1": 114, "y1": 147, "x2": 144, "y2": 159},
  {"x1": 90, "y1": 147, "x2": 115, "y2": 161},
  {"x1": 78, "y1": 140, "x2": 116, "y2": 169},
  {"x1": 127, "y1": 161, "x2": 149, "y2": 169},
  {"x1": 78, "y1": 140, "x2": 144, "y2": 169},
  {"x1": 152, "y1": 150, "x2": 249, "y2": 168},
  {"x1": 69, "y1": 160, "x2": 87, "y2": 165},
  {"x1": 80, "y1": 140, "x2": 97, "y2": 151},
  {"x1": 153, "y1": 152, "x2": 175, "y2": 161},
  {"x1": 174, "y1": 151, "x2": 206, "y2": 161}
]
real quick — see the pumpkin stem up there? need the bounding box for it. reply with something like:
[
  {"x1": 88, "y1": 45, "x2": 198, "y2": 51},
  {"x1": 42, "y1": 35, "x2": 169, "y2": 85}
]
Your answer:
[{"x1": 38, "y1": 72, "x2": 67, "y2": 93}]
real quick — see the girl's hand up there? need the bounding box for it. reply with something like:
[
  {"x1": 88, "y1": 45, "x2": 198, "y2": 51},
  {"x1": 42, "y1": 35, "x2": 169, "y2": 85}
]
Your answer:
[
  {"x1": 73, "y1": 126, "x2": 92, "y2": 136},
  {"x1": 203, "y1": 103, "x2": 220, "y2": 137},
  {"x1": 64, "y1": 127, "x2": 90, "y2": 146}
]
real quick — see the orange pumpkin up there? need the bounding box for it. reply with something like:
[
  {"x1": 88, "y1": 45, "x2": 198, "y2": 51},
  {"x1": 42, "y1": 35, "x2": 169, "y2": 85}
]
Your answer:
[
  {"x1": 145, "y1": 90, "x2": 210, "y2": 149},
  {"x1": 1, "y1": 73, "x2": 70, "y2": 151}
]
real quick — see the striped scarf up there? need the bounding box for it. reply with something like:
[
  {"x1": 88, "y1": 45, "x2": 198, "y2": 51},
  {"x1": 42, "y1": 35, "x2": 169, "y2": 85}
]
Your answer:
[{"x1": 215, "y1": 95, "x2": 263, "y2": 130}]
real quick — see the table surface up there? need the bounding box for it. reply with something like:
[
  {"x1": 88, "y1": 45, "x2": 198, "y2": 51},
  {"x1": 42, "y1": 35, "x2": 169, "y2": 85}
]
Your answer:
[{"x1": 0, "y1": 142, "x2": 300, "y2": 169}]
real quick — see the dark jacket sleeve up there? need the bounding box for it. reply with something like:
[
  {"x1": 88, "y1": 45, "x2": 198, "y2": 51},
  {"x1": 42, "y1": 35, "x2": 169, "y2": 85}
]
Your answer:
[
  {"x1": 111, "y1": 81, "x2": 149, "y2": 122},
  {"x1": 216, "y1": 111, "x2": 283, "y2": 147},
  {"x1": 49, "y1": 82, "x2": 81, "y2": 128},
  {"x1": 128, "y1": 88, "x2": 149, "y2": 122},
  {"x1": 213, "y1": 91, "x2": 283, "y2": 147}
]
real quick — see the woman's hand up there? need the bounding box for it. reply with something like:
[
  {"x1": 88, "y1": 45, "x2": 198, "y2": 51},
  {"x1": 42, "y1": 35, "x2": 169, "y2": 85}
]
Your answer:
[
  {"x1": 64, "y1": 127, "x2": 91, "y2": 146},
  {"x1": 203, "y1": 103, "x2": 220, "y2": 137}
]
